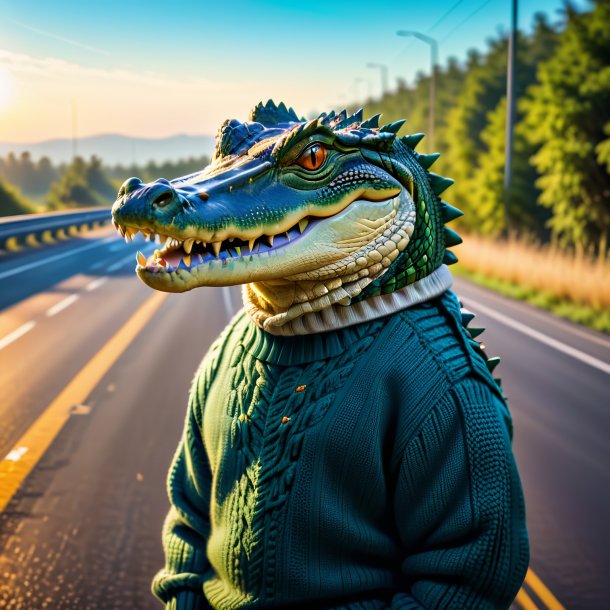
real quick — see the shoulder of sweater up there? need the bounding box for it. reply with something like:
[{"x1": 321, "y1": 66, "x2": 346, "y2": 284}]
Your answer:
[
  {"x1": 386, "y1": 290, "x2": 477, "y2": 385},
  {"x1": 376, "y1": 291, "x2": 508, "y2": 425}
]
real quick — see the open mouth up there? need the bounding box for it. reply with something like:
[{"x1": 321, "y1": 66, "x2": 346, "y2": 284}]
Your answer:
[{"x1": 113, "y1": 216, "x2": 319, "y2": 274}]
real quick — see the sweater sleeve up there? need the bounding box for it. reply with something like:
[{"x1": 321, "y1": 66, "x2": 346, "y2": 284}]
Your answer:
[
  {"x1": 152, "y1": 370, "x2": 215, "y2": 610},
  {"x1": 390, "y1": 378, "x2": 529, "y2": 610}
]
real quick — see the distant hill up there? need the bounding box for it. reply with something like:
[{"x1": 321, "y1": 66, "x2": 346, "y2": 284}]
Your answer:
[{"x1": 0, "y1": 134, "x2": 216, "y2": 166}]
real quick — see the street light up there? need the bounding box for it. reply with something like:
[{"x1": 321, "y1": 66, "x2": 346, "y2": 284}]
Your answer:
[
  {"x1": 396, "y1": 30, "x2": 439, "y2": 150},
  {"x1": 503, "y1": 0, "x2": 518, "y2": 232},
  {"x1": 366, "y1": 63, "x2": 389, "y2": 98}
]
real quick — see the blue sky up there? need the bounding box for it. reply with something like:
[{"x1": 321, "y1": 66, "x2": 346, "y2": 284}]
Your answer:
[{"x1": 0, "y1": 0, "x2": 590, "y2": 141}]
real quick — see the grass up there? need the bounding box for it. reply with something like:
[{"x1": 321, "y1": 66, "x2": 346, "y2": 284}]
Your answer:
[{"x1": 452, "y1": 233, "x2": 610, "y2": 334}]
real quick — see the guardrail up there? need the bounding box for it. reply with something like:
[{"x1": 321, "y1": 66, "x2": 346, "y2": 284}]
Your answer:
[{"x1": 0, "y1": 208, "x2": 112, "y2": 253}]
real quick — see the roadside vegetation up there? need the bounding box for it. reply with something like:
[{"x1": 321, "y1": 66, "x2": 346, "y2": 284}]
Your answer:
[
  {"x1": 0, "y1": 179, "x2": 34, "y2": 216},
  {"x1": 454, "y1": 234, "x2": 610, "y2": 333}
]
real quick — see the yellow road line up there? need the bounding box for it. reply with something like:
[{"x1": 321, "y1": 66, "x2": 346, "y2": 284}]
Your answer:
[
  {"x1": 525, "y1": 568, "x2": 566, "y2": 610},
  {"x1": 515, "y1": 587, "x2": 541, "y2": 610},
  {"x1": 0, "y1": 291, "x2": 168, "y2": 514}
]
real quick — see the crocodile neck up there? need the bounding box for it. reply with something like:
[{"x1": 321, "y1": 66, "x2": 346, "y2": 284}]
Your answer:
[{"x1": 243, "y1": 265, "x2": 453, "y2": 336}]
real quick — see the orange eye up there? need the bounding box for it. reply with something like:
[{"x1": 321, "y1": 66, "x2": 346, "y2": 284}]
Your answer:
[{"x1": 296, "y1": 144, "x2": 327, "y2": 170}]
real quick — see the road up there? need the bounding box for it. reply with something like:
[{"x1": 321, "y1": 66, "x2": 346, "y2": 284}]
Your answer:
[{"x1": 0, "y1": 228, "x2": 608, "y2": 609}]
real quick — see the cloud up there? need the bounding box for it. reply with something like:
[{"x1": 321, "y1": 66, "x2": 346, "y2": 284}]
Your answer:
[
  {"x1": 6, "y1": 17, "x2": 112, "y2": 57},
  {"x1": 0, "y1": 48, "x2": 246, "y2": 92}
]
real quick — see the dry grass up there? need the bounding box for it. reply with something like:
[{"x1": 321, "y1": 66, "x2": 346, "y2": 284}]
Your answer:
[{"x1": 453, "y1": 233, "x2": 610, "y2": 332}]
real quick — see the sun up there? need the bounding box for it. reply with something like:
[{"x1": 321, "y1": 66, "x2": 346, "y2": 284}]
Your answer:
[{"x1": 0, "y1": 67, "x2": 15, "y2": 110}]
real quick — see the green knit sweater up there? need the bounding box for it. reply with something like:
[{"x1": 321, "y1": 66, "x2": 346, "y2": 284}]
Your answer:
[{"x1": 152, "y1": 290, "x2": 529, "y2": 609}]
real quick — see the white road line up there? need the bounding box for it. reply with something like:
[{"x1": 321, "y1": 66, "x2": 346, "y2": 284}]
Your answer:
[
  {"x1": 107, "y1": 253, "x2": 136, "y2": 272},
  {"x1": 464, "y1": 297, "x2": 610, "y2": 376},
  {"x1": 46, "y1": 294, "x2": 79, "y2": 317},
  {"x1": 89, "y1": 260, "x2": 108, "y2": 270},
  {"x1": 0, "y1": 321, "x2": 36, "y2": 351},
  {"x1": 0, "y1": 236, "x2": 116, "y2": 280},
  {"x1": 4, "y1": 446, "x2": 28, "y2": 462},
  {"x1": 85, "y1": 276, "x2": 108, "y2": 292},
  {"x1": 456, "y1": 279, "x2": 610, "y2": 350}
]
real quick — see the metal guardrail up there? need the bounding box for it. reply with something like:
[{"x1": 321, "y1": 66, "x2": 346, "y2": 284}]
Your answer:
[{"x1": 0, "y1": 208, "x2": 111, "y2": 253}]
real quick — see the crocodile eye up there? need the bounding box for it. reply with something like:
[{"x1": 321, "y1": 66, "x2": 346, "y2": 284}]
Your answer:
[{"x1": 296, "y1": 144, "x2": 327, "y2": 171}]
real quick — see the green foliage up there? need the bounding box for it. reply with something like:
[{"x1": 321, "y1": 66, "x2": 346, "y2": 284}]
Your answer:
[
  {"x1": 47, "y1": 156, "x2": 113, "y2": 209},
  {"x1": 0, "y1": 180, "x2": 34, "y2": 216},
  {"x1": 0, "y1": 152, "x2": 59, "y2": 200},
  {"x1": 522, "y1": 0, "x2": 610, "y2": 253},
  {"x1": 444, "y1": 16, "x2": 559, "y2": 234}
]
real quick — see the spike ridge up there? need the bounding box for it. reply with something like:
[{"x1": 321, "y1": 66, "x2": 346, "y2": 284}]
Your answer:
[{"x1": 459, "y1": 306, "x2": 503, "y2": 382}]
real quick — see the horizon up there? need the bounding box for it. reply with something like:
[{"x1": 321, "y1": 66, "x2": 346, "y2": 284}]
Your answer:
[{"x1": 0, "y1": 0, "x2": 590, "y2": 144}]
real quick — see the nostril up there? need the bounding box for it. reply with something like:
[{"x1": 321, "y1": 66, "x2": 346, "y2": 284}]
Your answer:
[
  {"x1": 152, "y1": 189, "x2": 174, "y2": 207},
  {"x1": 119, "y1": 176, "x2": 144, "y2": 198}
]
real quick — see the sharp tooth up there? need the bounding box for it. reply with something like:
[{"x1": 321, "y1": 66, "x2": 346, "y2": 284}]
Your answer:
[
  {"x1": 235, "y1": 246, "x2": 241, "y2": 256},
  {"x1": 136, "y1": 251, "x2": 146, "y2": 266},
  {"x1": 124, "y1": 235, "x2": 130, "y2": 243},
  {"x1": 299, "y1": 219, "x2": 309, "y2": 233},
  {"x1": 184, "y1": 238, "x2": 194, "y2": 254},
  {"x1": 182, "y1": 255, "x2": 191, "y2": 267},
  {"x1": 248, "y1": 239, "x2": 256, "y2": 251},
  {"x1": 154, "y1": 249, "x2": 161, "y2": 258},
  {"x1": 212, "y1": 241, "x2": 221, "y2": 258},
  {"x1": 285, "y1": 232, "x2": 290, "y2": 241},
  {"x1": 113, "y1": 220, "x2": 119, "y2": 230},
  {"x1": 266, "y1": 235, "x2": 274, "y2": 247},
  {"x1": 119, "y1": 225, "x2": 126, "y2": 237},
  {"x1": 128, "y1": 227, "x2": 138, "y2": 238},
  {"x1": 157, "y1": 258, "x2": 167, "y2": 267}
]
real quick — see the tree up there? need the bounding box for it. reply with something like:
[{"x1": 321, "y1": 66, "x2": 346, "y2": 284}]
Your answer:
[
  {"x1": 523, "y1": 1, "x2": 610, "y2": 253},
  {"x1": 47, "y1": 157, "x2": 100, "y2": 209},
  {"x1": 0, "y1": 180, "x2": 33, "y2": 216}
]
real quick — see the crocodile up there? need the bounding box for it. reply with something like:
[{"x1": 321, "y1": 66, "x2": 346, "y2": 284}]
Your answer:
[
  {"x1": 111, "y1": 100, "x2": 467, "y2": 334},
  {"x1": 111, "y1": 102, "x2": 526, "y2": 609}
]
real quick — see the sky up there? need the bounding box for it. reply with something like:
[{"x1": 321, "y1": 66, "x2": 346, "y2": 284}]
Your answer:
[{"x1": 0, "y1": 0, "x2": 590, "y2": 143}]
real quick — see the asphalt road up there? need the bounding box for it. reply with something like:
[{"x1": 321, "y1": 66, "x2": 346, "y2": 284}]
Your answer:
[{"x1": 0, "y1": 229, "x2": 608, "y2": 609}]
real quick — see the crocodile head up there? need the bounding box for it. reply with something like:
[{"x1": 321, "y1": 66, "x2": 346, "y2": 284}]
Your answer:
[{"x1": 111, "y1": 100, "x2": 462, "y2": 329}]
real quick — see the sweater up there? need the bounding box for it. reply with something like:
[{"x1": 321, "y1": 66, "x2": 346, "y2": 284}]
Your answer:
[{"x1": 152, "y1": 290, "x2": 529, "y2": 609}]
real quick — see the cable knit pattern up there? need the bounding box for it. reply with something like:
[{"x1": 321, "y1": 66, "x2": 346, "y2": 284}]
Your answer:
[{"x1": 152, "y1": 290, "x2": 528, "y2": 610}]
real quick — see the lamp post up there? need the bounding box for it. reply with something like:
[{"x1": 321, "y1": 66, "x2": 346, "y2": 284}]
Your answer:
[
  {"x1": 503, "y1": 0, "x2": 518, "y2": 232},
  {"x1": 396, "y1": 30, "x2": 438, "y2": 150},
  {"x1": 366, "y1": 63, "x2": 389, "y2": 98}
]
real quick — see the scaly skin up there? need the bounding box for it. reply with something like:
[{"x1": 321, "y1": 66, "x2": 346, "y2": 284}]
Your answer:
[{"x1": 111, "y1": 100, "x2": 464, "y2": 329}]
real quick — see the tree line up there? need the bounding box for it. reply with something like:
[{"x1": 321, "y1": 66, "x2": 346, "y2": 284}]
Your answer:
[
  {"x1": 354, "y1": 1, "x2": 609, "y2": 254},
  {"x1": 0, "y1": 153, "x2": 210, "y2": 217}
]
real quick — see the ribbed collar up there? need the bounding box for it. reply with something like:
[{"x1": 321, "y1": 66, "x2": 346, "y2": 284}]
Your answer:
[
  {"x1": 236, "y1": 265, "x2": 453, "y2": 365},
  {"x1": 238, "y1": 312, "x2": 385, "y2": 365}
]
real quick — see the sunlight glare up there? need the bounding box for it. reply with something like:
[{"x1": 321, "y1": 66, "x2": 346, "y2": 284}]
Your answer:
[{"x1": 0, "y1": 67, "x2": 15, "y2": 110}]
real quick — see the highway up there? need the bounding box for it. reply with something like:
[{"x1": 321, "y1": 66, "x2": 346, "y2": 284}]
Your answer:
[{"x1": 0, "y1": 227, "x2": 608, "y2": 609}]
